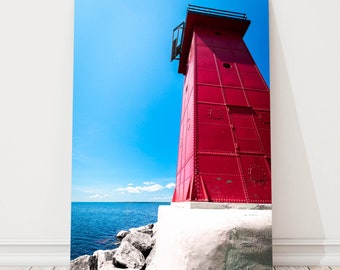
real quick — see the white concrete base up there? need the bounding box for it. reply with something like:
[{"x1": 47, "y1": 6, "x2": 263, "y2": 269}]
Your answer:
[
  {"x1": 156, "y1": 204, "x2": 272, "y2": 270},
  {"x1": 171, "y1": 202, "x2": 272, "y2": 210}
]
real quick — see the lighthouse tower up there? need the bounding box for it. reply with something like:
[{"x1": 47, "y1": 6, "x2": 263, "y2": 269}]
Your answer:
[
  {"x1": 156, "y1": 6, "x2": 272, "y2": 269},
  {"x1": 171, "y1": 5, "x2": 271, "y2": 203}
]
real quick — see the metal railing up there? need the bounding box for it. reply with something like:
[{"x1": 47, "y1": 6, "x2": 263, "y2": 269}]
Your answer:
[
  {"x1": 171, "y1": 5, "x2": 248, "y2": 61},
  {"x1": 171, "y1": 22, "x2": 185, "y2": 61},
  {"x1": 188, "y1": 4, "x2": 247, "y2": 20}
]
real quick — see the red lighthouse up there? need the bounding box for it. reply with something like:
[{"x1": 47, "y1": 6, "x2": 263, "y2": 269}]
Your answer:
[{"x1": 171, "y1": 5, "x2": 271, "y2": 203}]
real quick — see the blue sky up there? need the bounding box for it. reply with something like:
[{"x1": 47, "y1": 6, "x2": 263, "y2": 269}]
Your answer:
[{"x1": 72, "y1": 0, "x2": 269, "y2": 202}]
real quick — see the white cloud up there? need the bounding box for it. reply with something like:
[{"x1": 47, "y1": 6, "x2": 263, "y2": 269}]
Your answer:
[
  {"x1": 89, "y1": 194, "x2": 110, "y2": 199},
  {"x1": 117, "y1": 186, "x2": 141, "y2": 194},
  {"x1": 128, "y1": 183, "x2": 134, "y2": 186},
  {"x1": 143, "y1": 184, "x2": 164, "y2": 192},
  {"x1": 165, "y1": 183, "x2": 176, "y2": 189},
  {"x1": 143, "y1": 181, "x2": 156, "y2": 185},
  {"x1": 116, "y1": 183, "x2": 164, "y2": 194}
]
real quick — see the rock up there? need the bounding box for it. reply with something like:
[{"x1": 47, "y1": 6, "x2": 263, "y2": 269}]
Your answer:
[
  {"x1": 116, "y1": 230, "x2": 130, "y2": 240},
  {"x1": 151, "y1": 223, "x2": 158, "y2": 234},
  {"x1": 225, "y1": 227, "x2": 272, "y2": 269},
  {"x1": 71, "y1": 255, "x2": 91, "y2": 270},
  {"x1": 129, "y1": 223, "x2": 154, "y2": 236},
  {"x1": 150, "y1": 223, "x2": 158, "y2": 247},
  {"x1": 145, "y1": 243, "x2": 157, "y2": 270},
  {"x1": 90, "y1": 255, "x2": 98, "y2": 270},
  {"x1": 96, "y1": 266, "x2": 117, "y2": 270},
  {"x1": 113, "y1": 241, "x2": 146, "y2": 270},
  {"x1": 72, "y1": 223, "x2": 157, "y2": 270},
  {"x1": 93, "y1": 249, "x2": 117, "y2": 270},
  {"x1": 98, "y1": 266, "x2": 135, "y2": 270},
  {"x1": 123, "y1": 231, "x2": 153, "y2": 256},
  {"x1": 71, "y1": 254, "x2": 98, "y2": 270}
]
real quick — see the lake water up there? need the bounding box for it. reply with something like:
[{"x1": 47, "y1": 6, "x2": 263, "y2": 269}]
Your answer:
[{"x1": 71, "y1": 202, "x2": 170, "y2": 260}]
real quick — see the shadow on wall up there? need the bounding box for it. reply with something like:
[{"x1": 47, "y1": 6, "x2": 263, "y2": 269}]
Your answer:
[{"x1": 269, "y1": 0, "x2": 326, "y2": 265}]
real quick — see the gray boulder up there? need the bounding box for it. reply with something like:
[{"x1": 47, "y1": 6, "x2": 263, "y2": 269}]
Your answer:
[
  {"x1": 93, "y1": 249, "x2": 117, "y2": 270},
  {"x1": 98, "y1": 266, "x2": 136, "y2": 270},
  {"x1": 116, "y1": 230, "x2": 130, "y2": 240},
  {"x1": 123, "y1": 231, "x2": 153, "y2": 256},
  {"x1": 225, "y1": 226, "x2": 272, "y2": 270},
  {"x1": 150, "y1": 223, "x2": 158, "y2": 247},
  {"x1": 113, "y1": 241, "x2": 146, "y2": 270},
  {"x1": 129, "y1": 223, "x2": 154, "y2": 236},
  {"x1": 70, "y1": 254, "x2": 98, "y2": 270},
  {"x1": 72, "y1": 223, "x2": 158, "y2": 270}
]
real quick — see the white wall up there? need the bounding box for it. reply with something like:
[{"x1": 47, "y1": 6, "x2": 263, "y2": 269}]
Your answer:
[
  {"x1": 0, "y1": 0, "x2": 73, "y2": 265},
  {"x1": 1, "y1": 0, "x2": 340, "y2": 266},
  {"x1": 270, "y1": 0, "x2": 340, "y2": 265}
]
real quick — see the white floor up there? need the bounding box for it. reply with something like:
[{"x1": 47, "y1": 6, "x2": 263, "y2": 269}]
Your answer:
[
  {"x1": 273, "y1": 266, "x2": 340, "y2": 270},
  {"x1": 0, "y1": 267, "x2": 340, "y2": 270},
  {"x1": 0, "y1": 267, "x2": 69, "y2": 270}
]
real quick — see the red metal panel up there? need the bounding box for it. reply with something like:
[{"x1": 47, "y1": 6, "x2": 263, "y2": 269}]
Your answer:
[
  {"x1": 240, "y1": 73, "x2": 267, "y2": 90},
  {"x1": 197, "y1": 154, "x2": 239, "y2": 175},
  {"x1": 197, "y1": 66, "x2": 220, "y2": 85},
  {"x1": 196, "y1": 45, "x2": 215, "y2": 60},
  {"x1": 183, "y1": 176, "x2": 193, "y2": 200},
  {"x1": 177, "y1": 127, "x2": 184, "y2": 171},
  {"x1": 201, "y1": 175, "x2": 247, "y2": 202},
  {"x1": 219, "y1": 68, "x2": 242, "y2": 88},
  {"x1": 195, "y1": 27, "x2": 214, "y2": 46},
  {"x1": 197, "y1": 103, "x2": 235, "y2": 153},
  {"x1": 197, "y1": 85, "x2": 224, "y2": 104},
  {"x1": 198, "y1": 124, "x2": 235, "y2": 153},
  {"x1": 196, "y1": 69, "x2": 219, "y2": 85},
  {"x1": 197, "y1": 104, "x2": 229, "y2": 124},
  {"x1": 246, "y1": 90, "x2": 270, "y2": 110},
  {"x1": 239, "y1": 154, "x2": 271, "y2": 203},
  {"x1": 237, "y1": 63, "x2": 258, "y2": 74},
  {"x1": 212, "y1": 33, "x2": 235, "y2": 49},
  {"x1": 229, "y1": 107, "x2": 264, "y2": 154},
  {"x1": 224, "y1": 87, "x2": 248, "y2": 106},
  {"x1": 185, "y1": 92, "x2": 194, "y2": 162},
  {"x1": 228, "y1": 36, "x2": 247, "y2": 51},
  {"x1": 214, "y1": 54, "x2": 242, "y2": 87},
  {"x1": 213, "y1": 48, "x2": 235, "y2": 63},
  {"x1": 253, "y1": 110, "x2": 271, "y2": 156},
  {"x1": 232, "y1": 49, "x2": 253, "y2": 64},
  {"x1": 196, "y1": 55, "x2": 215, "y2": 71},
  {"x1": 184, "y1": 156, "x2": 194, "y2": 181}
]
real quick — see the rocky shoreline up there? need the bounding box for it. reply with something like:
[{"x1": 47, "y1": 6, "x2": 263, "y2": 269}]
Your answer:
[{"x1": 71, "y1": 223, "x2": 157, "y2": 270}]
